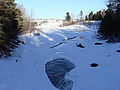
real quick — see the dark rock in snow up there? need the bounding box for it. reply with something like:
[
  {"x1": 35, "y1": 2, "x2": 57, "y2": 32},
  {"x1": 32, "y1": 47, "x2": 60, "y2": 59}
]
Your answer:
[
  {"x1": 94, "y1": 42, "x2": 103, "y2": 45},
  {"x1": 45, "y1": 58, "x2": 75, "y2": 90},
  {"x1": 21, "y1": 41, "x2": 25, "y2": 45},
  {"x1": 16, "y1": 59, "x2": 18, "y2": 62},
  {"x1": 76, "y1": 43, "x2": 85, "y2": 48},
  {"x1": 90, "y1": 63, "x2": 98, "y2": 67},
  {"x1": 17, "y1": 40, "x2": 25, "y2": 45},
  {"x1": 116, "y1": 50, "x2": 120, "y2": 53},
  {"x1": 34, "y1": 33, "x2": 40, "y2": 36}
]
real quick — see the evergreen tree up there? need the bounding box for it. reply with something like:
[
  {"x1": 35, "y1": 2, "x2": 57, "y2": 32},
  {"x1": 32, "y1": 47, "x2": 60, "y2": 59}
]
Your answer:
[
  {"x1": 107, "y1": 0, "x2": 120, "y2": 10},
  {"x1": 88, "y1": 11, "x2": 94, "y2": 20},
  {"x1": 65, "y1": 12, "x2": 71, "y2": 21},
  {"x1": 112, "y1": 4, "x2": 120, "y2": 36},
  {"x1": 85, "y1": 15, "x2": 89, "y2": 20},
  {"x1": 79, "y1": 11, "x2": 83, "y2": 20},
  {"x1": 88, "y1": 10, "x2": 105, "y2": 21},
  {"x1": 93, "y1": 11, "x2": 103, "y2": 20},
  {"x1": 98, "y1": 0, "x2": 120, "y2": 41},
  {"x1": 0, "y1": 0, "x2": 23, "y2": 57},
  {"x1": 98, "y1": 9, "x2": 114, "y2": 39}
]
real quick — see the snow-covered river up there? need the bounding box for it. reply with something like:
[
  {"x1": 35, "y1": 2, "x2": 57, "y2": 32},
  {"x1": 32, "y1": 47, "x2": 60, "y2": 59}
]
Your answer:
[{"x1": 0, "y1": 21, "x2": 120, "y2": 90}]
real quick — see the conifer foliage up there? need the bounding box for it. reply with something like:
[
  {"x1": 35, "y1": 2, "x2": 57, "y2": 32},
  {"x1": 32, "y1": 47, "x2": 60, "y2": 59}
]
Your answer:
[
  {"x1": 87, "y1": 10, "x2": 105, "y2": 20},
  {"x1": 65, "y1": 12, "x2": 71, "y2": 21},
  {"x1": 98, "y1": 0, "x2": 120, "y2": 41},
  {"x1": 0, "y1": 0, "x2": 23, "y2": 57}
]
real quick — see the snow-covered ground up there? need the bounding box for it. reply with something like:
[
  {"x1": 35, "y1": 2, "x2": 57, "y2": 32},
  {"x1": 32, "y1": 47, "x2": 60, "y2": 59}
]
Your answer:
[{"x1": 0, "y1": 21, "x2": 120, "y2": 90}]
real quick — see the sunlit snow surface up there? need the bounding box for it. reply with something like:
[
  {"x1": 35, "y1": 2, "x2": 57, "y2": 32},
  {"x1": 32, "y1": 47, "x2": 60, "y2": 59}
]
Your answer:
[{"x1": 0, "y1": 20, "x2": 120, "y2": 90}]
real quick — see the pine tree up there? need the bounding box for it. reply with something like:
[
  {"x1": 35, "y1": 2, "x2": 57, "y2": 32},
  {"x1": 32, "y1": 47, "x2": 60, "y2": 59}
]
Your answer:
[
  {"x1": 65, "y1": 12, "x2": 71, "y2": 21},
  {"x1": 79, "y1": 11, "x2": 83, "y2": 20},
  {"x1": 88, "y1": 11, "x2": 94, "y2": 20},
  {"x1": 85, "y1": 15, "x2": 88, "y2": 20},
  {"x1": 112, "y1": 4, "x2": 120, "y2": 37},
  {"x1": 107, "y1": 0, "x2": 120, "y2": 10},
  {"x1": 88, "y1": 10, "x2": 105, "y2": 21},
  {"x1": 93, "y1": 11, "x2": 103, "y2": 20},
  {"x1": 98, "y1": 0, "x2": 120, "y2": 41},
  {"x1": 98, "y1": 9, "x2": 114, "y2": 39},
  {"x1": 0, "y1": 0, "x2": 23, "y2": 57}
]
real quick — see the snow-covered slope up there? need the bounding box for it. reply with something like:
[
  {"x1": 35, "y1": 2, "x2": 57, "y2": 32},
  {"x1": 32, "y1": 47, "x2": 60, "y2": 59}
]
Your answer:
[{"x1": 0, "y1": 21, "x2": 120, "y2": 90}]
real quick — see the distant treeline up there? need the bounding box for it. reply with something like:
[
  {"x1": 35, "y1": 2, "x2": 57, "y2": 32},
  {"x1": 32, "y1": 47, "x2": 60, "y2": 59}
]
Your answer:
[{"x1": 85, "y1": 10, "x2": 106, "y2": 20}]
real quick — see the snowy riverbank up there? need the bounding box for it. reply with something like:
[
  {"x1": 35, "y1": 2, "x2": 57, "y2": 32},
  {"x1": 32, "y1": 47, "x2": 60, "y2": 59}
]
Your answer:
[{"x1": 0, "y1": 21, "x2": 120, "y2": 90}]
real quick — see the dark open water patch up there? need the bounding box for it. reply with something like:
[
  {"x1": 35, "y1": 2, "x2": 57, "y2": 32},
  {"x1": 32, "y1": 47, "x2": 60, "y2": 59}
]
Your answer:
[{"x1": 45, "y1": 58, "x2": 75, "y2": 90}]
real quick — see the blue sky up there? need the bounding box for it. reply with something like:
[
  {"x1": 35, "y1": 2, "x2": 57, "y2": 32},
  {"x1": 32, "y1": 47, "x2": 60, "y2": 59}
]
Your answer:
[{"x1": 15, "y1": 0, "x2": 107, "y2": 19}]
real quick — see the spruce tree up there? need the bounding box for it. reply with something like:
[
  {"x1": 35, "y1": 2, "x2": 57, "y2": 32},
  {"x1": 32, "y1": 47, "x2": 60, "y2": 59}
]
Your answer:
[
  {"x1": 79, "y1": 11, "x2": 83, "y2": 20},
  {"x1": 88, "y1": 11, "x2": 94, "y2": 20},
  {"x1": 98, "y1": 9, "x2": 114, "y2": 39},
  {"x1": 85, "y1": 15, "x2": 88, "y2": 20},
  {"x1": 93, "y1": 11, "x2": 103, "y2": 20},
  {"x1": 88, "y1": 10, "x2": 105, "y2": 21},
  {"x1": 112, "y1": 4, "x2": 120, "y2": 37},
  {"x1": 98, "y1": 0, "x2": 120, "y2": 41},
  {"x1": 0, "y1": 0, "x2": 23, "y2": 57},
  {"x1": 65, "y1": 12, "x2": 71, "y2": 21}
]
